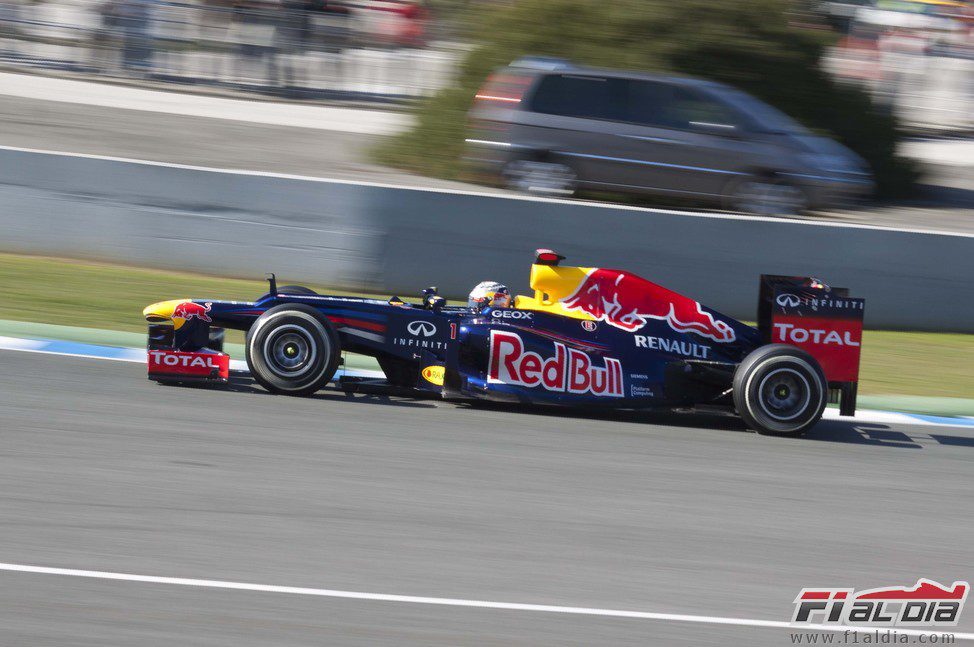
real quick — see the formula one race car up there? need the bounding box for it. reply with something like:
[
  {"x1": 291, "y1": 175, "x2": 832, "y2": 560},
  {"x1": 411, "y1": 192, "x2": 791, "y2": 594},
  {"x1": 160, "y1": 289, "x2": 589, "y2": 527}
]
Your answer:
[{"x1": 143, "y1": 250, "x2": 865, "y2": 435}]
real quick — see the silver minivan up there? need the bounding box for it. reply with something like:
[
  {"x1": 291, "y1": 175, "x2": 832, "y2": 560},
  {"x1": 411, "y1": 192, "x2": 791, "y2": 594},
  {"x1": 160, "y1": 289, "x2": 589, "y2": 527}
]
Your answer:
[{"x1": 466, "y1": 58, "x2": 873, "y2": 215}]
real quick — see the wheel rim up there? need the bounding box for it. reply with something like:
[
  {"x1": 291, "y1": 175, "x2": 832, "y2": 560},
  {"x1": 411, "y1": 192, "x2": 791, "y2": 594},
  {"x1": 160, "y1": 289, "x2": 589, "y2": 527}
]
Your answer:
[
  {"x1": 734, "y1": 180, "x2": 804, "y2": 216},
  {"x1": 262, "y1": 324, "x2": 319, "y2": 378},
  {"x1": 757, "y1": 368, "x2": 811, "y2": 421},
  {"x1": 505, "y1": 161, "x2": 575, "y2": 195}
]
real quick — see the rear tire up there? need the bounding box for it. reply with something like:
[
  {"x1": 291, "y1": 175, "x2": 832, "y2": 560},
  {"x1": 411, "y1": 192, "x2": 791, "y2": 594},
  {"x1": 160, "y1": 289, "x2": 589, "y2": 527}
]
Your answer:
[
  {"x1": 733, "y1": 344, "x2": 827, "y2": 436},
  {"x1": 245, "y1": 304, "x2": 340, "y2": 396}
]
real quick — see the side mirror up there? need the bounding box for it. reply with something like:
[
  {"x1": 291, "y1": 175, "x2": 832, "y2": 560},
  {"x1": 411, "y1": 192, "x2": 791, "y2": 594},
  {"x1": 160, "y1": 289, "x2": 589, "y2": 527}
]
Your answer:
[
  {"x1": 422, "y1": 286, "x2": 439, "y2": 308},
  {"x1": 427, "y1": 295, "x2": 447, "y2": 312}
]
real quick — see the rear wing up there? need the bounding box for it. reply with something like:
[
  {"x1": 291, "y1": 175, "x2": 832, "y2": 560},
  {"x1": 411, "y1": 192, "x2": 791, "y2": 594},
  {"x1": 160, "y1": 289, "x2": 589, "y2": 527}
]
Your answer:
[{"x1": 757, "y1": 275, "x2": 865, "y2": 416}]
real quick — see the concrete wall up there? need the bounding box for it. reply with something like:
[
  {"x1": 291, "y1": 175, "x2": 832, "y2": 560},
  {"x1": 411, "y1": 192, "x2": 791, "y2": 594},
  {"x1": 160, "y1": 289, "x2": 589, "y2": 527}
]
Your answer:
[
  {"x1": 0, "y1": 148, "x2": 383, "y2": 290},
  {"x1": 2, "y1": 148, "x2": 971, "y2": 331}
]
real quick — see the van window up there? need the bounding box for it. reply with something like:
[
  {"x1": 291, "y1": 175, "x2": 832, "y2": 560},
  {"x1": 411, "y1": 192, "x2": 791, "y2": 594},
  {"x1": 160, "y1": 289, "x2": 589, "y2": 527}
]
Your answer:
[
  {"x1": 625, "y1": 80, "x2": 678, "y2": 127},
  {"x1": 626, "y1": 80, "x2": 739, "y2": 130},
  {"x1": 529, "y1": 74, "x2": 625, "y2": 121},
  {"x1": 668, "y1": 92, "x2": 739, "y2": 130}
]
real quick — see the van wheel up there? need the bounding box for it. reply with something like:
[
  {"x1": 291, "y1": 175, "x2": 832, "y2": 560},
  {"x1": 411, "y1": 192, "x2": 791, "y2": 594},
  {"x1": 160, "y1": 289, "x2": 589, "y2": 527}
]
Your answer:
[
  {"x1": 733, "y1": 344, "x2": 827, "y2": 436},
  {"x1": 246, "y1": 304, "x2": 340, "y2": 396},
  {"x1": 726, "y1": 176, "x2": 806, "y2": 216},
  {"x1": 503, "y1": 159, "x2": 576, "y2": 196}
]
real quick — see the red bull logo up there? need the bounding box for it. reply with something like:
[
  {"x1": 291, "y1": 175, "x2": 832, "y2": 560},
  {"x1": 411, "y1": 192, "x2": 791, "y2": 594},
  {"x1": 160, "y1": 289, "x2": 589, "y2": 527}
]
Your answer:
[
  {"x1": 561, "y1": 269, "x2": 735, "y2": 343},
  {"x1": 172, "y1": 301, "x2": 212, "y2": 323},
  {"x1": 488, "y1": 330, "x2": 623, "y2": 398}
]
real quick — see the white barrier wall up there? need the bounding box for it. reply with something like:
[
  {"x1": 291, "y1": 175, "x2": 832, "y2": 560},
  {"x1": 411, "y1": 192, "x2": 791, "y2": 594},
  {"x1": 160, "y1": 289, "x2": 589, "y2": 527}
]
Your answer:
[{"x1": 1, "y1": 148, "x2": 971, "y2": 331}]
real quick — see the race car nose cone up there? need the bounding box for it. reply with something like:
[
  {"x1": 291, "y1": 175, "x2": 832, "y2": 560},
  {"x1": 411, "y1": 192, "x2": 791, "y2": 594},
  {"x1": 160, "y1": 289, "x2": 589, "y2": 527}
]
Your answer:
[
  {"x1": 144, "y1": 300, "x2": 177, "y2": 321},
  {"x1": 143, "y1": 299, "x2": 194, "y2": 330}
]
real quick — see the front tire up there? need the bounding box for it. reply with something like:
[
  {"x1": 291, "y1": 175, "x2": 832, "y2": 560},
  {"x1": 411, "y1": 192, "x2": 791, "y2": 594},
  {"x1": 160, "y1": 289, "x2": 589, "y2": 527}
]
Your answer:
[
  {"x1": 245, "y1": 304, "x2": 340, "y2": 396},
  {"x1": 733, "y1": 344, "x2": 827, "y2": 436}
]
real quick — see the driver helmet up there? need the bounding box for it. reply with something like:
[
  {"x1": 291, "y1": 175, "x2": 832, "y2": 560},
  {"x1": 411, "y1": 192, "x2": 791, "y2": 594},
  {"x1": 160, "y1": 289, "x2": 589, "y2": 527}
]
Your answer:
[{"x1": 468, "y1": 281, "x2": 512, "y2": 310}]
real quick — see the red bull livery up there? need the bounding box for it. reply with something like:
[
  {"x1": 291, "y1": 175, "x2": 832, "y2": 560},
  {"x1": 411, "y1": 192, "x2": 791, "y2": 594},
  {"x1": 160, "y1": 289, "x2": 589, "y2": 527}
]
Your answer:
[
  {"x1": 142, "y1": 249, "x2": 865, "y2": 436},
  {"x1": 171, "y1": 301, "x2": 212, "y2": 323},
  {"x1": 562, "y1": 268, "x2": 736, "y2": 342}
]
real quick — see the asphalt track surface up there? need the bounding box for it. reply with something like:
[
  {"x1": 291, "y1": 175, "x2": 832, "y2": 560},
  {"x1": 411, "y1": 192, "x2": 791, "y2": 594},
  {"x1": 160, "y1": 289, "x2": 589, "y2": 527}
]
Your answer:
[{"x1": 2, "y1": 349, "x2": 974, "y2": 645}]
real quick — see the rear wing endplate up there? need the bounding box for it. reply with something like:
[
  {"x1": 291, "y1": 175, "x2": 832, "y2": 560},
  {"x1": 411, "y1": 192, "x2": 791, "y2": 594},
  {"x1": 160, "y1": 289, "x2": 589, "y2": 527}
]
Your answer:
[{"x1": 758, "y1": 275, "x2": 865, "y2": 417}]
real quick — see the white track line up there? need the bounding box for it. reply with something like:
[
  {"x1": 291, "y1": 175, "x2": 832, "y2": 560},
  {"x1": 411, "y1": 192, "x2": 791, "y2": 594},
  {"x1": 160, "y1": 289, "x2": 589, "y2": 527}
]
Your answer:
[
  {"x1": 0, "y1": 562, "x2": 971, "y2": 640},
  {"x1": 3, "y1": 144, "x2": 972, "y2": 238},
  {"x1": 0, "y1": 336, "x2": 45, "y2": 351}
]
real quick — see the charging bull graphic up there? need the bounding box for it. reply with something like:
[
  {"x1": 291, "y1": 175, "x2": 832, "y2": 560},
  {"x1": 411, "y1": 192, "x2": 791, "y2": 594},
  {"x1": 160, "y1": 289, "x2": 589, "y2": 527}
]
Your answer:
[
  {"x1": 172, "y1": 301, "x2": 212, "y2": 323},
  {"x1": 560, "y1": 269, "x2": 736, "y2": 343}
]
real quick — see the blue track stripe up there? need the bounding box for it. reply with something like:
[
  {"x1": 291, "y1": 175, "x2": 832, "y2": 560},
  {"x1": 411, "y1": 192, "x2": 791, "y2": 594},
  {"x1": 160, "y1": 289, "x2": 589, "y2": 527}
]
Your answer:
[
  {"x1": 31, "y1": 339, "x2": 146, "y2": 362},
  {"x1": 904, "y1": 412, "x2": 974, "y2": 427}
]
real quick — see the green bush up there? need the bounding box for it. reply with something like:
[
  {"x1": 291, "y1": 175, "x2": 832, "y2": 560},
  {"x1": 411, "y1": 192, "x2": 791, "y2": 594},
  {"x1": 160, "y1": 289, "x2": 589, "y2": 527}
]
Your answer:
[{"x1": 376, "y1": 0, "x2": 917, "y2": 198}]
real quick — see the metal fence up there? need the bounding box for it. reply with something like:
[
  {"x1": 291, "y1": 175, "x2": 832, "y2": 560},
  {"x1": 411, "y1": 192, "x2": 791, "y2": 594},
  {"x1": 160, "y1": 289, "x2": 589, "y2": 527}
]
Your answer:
[{"x1": 0, "y1": 0, "x2": 463, "y2": 102}]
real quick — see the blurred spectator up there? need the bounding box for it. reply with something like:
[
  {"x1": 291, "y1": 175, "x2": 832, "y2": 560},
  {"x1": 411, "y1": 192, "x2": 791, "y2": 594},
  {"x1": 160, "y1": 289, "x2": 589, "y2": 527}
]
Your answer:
[
  {"x1": 275, "y1": 0, "x2": 352, "y2": 89},
  {"x1": 231, "y1": 0, "x2": 282, "y2": 85},
  {"x1": 109, "y1": 0, "x2": 154, "y2": 73},
  {"x1": 360, "y1": 0, "x2": 430, "y2": 49},
  {"x1": 92, "y1": 0, "x2": 123, "y2": 71},
  {"x1": 196, "y1": 0, "x2": 235, "y2": 79},
  {"x1": 394, "y1": 0, "x2": 429, "y2": 49},
  {"x1": 0, "y1": 0, "x2": 24, "y2": 57},
  {"x1": 274, "y1": 0, "x2": 308, "y2": 86},
  {"x1": 307, "y1": 0, "x2": 351, "y2": 53}
]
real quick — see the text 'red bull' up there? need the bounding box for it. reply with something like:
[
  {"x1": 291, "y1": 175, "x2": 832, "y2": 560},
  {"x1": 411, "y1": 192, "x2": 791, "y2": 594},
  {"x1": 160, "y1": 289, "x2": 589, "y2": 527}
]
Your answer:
[
  {"x1": 561, "y1": 269, "x2": 735, "y2": 343},
  {"x1": 172, "y1": 301, "x2": 212, "y2": 323},
  {"x1": 488, "y1": 330, "x2": 623, "y2": 397}
]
